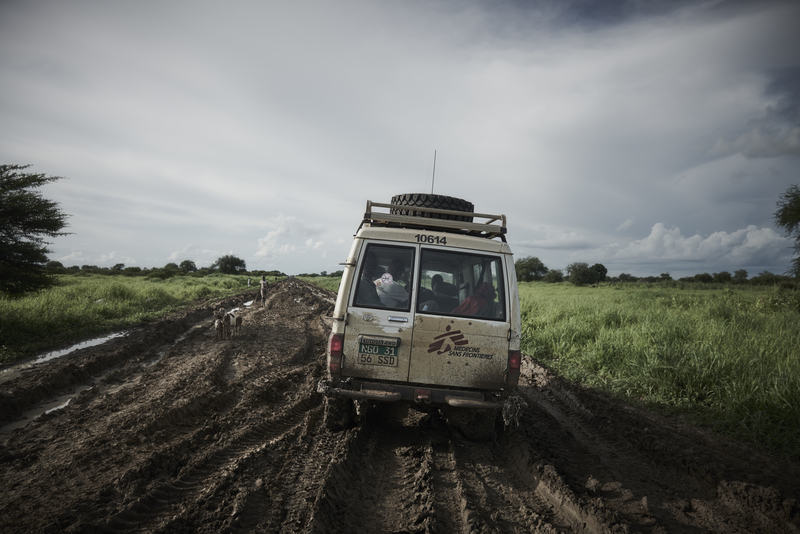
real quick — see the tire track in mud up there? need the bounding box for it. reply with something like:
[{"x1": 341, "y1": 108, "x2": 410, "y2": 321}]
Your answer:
[
  {"x1": 309, "y1": 404, "x2": 438, "y2": 533},
  {"x1": 97, "y1": 385, "x2": 324, "y2": 532},
  {"x1": 91, "y1": 281, "x2": 336, "y2": 533},
  {"x1": 308, "y1": 403, "x2": 594, "y2": 534}
]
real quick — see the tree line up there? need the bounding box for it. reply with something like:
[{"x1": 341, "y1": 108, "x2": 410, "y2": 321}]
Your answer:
[
  {"x1": 3, "y1": 163, "x2": 800, "y2": 296},
  {"x1": 43, "y1": 255, "x2": 288, "y2": 280},
  {"x1": 515, "y1": 256, "x2": 796, "y2": 287}
]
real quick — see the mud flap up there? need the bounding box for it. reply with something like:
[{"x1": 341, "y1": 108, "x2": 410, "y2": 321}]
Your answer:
[
  {"x1": 323, "y1": 396, "x2": 356, "y2": 432},
  {"x1": 501, "y1": 393, "x2": 528, "y2": 429}
]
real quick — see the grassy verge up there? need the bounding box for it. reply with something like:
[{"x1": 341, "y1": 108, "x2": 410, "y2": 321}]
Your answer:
[
  {"x1": 0, "y1": 273, "x2": 254, "y2": 364},
  {"x1": 519, "y1": 282, "x2": 800, "y2": 459},
  {"x1": 295, "y1": 276, "x2": 342, "y2": 293}
]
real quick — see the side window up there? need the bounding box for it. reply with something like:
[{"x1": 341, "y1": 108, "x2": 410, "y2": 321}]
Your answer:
[
  {"x1": 352, "y1": 244, "x2": 414, "y2": 311},
  {"x1": 418, "y1": 249, "x2": 505, "y2": 320}
]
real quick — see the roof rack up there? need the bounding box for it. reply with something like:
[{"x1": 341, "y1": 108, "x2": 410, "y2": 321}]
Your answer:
[{"x1": 362, "y1": 201, "x2": 507, "y2": 240}]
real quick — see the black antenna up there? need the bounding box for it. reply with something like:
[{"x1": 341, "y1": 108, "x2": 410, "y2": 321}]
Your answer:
[{"x1": 431, "y1": 150, "x2": 436, "y2": 194}]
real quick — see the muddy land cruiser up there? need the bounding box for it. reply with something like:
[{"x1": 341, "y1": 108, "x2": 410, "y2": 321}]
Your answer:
[{"x1": 318, "y1": 193, "x2": 522, "y2": 440}]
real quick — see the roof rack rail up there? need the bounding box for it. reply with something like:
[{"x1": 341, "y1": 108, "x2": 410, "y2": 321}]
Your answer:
[{"x1": 362, "y1": 201, "x2": 507, "y2": 240}]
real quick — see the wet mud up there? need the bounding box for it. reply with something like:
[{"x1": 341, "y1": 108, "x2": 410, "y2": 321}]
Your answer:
[{"x1": 1, "y1": 278, "x2": 798, "y2": 533}]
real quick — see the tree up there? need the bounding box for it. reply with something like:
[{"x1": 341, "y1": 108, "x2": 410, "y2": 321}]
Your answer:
[
  {"x1": 212, "y1": 254, "x2": 247, "y2": 274},
  {"x1": 566, "y1": 262, "x2": 597, "y2": 286},
  {"x1": 515, "y1": 256, "x2": 548, "y2": 282},
  {"x1": 542, "y1": 269, "x2": 563, "y2": 283},
  {"x1": 591, "y1": 263, "x2": 607, "y2": 282},
  {"x1": 694, "y1": 273, "x2": 713, "y2": 283},
  {"x1": 774, "y1": 184, "x2": 800, "y2": 276},
  {"x1": 660, "y1": 273, "x2": 672, "y2": 281},
  {"x1": 0, "y1": 165, "x2": 71, "y2": 294},
  {"x1": 179, "y1": 260, "x2": 197, "y2": 272},
  {"x1": 733, "y1": 269, "x2": 748, "y2": 283},
  {"x1": 713, "y1": 271, "x2": 732, "y2": 284},
  {"x1": 46, "y1": 260, "x2": 65, "y2": 273}
]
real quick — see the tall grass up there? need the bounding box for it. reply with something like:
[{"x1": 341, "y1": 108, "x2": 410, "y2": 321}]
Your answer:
[
  {"x1": 0, "y1": 273, "x2": 253, "y2": 363},
  {"x1": 519, "y1": 282, "x2": 800, "y2": 459},
  {"x1": 296, "y1": 276, "x2": 342, "y2": 293}
]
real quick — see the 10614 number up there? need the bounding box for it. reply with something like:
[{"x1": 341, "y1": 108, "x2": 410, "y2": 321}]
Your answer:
[{"x1": 415, "y1": 234, "x2": 447, "y2": 245}]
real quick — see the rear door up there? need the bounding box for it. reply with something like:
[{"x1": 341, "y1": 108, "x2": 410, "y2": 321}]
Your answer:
[
  {"x1": 408, "y1": 247, "x2": 510, "y2": 390},
  {"x1": 342, "y1": 242, "x2": 416, "y2": 382}
]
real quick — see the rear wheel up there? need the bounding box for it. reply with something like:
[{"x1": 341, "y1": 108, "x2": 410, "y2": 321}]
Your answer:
[
  {"x1": 324, "y1": 396, "x2": 356, "y2": 432},
  {"x1": 390, "y1": 193, "x2": 474, "y2": 222}
]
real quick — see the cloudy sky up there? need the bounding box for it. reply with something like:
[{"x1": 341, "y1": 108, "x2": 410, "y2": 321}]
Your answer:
[{"x1": 2, "y1": 0, "x2": 799, "y2": 278}]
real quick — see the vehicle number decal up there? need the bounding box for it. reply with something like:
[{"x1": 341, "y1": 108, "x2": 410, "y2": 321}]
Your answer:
[
  {"x1": 358, "y1": 343, "x2": 399, "y2": 367},
  {"x1": 415, "y1": 234, "x2": 447, "y2": 245}
]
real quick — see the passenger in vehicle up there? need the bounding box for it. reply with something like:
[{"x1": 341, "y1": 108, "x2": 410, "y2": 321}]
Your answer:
[
  {"x1": 430, "y1": 274, "x2": 443, "y2": 293},
  {"x1": 432, "y1": 275, "x2": 458, "y2": 298},
  {"x1": 375, "y1": 258, "x2": 409, "y2": 308},
  {"x1": 451, "y1": 282, "x2": 496, "y2": 316},
  {"x1": 355, "y1": 253, "x2": 383, "y2": 307}
]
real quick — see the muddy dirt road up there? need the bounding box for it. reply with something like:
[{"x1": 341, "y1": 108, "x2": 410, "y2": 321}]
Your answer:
[{"x1": 1, "y1": 278, "x2": 798, "y2": 533}]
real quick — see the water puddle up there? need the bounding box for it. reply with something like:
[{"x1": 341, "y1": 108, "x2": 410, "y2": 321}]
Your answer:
[
  {"x1": 35, "y1": 332, "x2": 128, "y2": 364},
  {"x1": 1, "y1": 386, "x2": 92, "y2": 434},
  {"x1": 1, "y1": 309, "x2": 234, "y2": 434},
  {"x1": 1, "y1": 332, "x2": 129, "y2": 384}
]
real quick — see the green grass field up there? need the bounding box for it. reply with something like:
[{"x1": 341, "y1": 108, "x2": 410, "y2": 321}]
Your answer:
[
  {"x1": 0, "y1": 273, "x2": 254, "y2": 364},
  {"x1": 518, "y1": 281, "x2": 800, "y2": 459},
  {"x1": 295, "y1": 276, "x2": 343, "y2": 293}
]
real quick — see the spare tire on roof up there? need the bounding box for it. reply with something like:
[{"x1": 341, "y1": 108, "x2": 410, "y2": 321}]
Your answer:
[{"x1": 390, "y1": 193, "x2": 474, "y2": 223}]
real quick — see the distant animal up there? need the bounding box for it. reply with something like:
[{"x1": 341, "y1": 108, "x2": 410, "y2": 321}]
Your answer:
[
  {"x1": 214, "y1": 319, "x2": 223, "y2": 341},
  {"x1": 233, "y1": 314, "x2": 243, "y2": 337},
  {"x1": 222, "y1": 312, "x2": 233, "y2": 339}
]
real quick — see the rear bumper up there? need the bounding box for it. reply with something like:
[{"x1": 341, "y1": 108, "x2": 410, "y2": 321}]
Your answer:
[{"x1": 317, "y1": 379, "x2": 503, "y2": 409}]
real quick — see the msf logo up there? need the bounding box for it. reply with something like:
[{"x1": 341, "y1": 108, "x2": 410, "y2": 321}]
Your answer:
[{"x1": 427, "y1": 325, "x2": 469, "y2": 355}]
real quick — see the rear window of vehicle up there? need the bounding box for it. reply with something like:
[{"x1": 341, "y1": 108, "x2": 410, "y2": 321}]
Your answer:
[
  {"x1": 417, "y1": 249, "x2": 506, "y2": 321},
  {"x1": 352, "y1": 244, "x2": 415, "y2": 311}
]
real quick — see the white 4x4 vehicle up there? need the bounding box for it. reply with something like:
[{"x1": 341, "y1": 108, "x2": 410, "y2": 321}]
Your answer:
[{"x1": 318, "y1": 193, "x2": 522, "y2": 439}]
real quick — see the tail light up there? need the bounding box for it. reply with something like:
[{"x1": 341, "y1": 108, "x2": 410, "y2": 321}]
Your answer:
[
  {"x1": 328, "y1": 333, "x2": 344, "y2": 376},
  {"x1": 507, "y1": 350, "x2": 521, "y2": 388}
]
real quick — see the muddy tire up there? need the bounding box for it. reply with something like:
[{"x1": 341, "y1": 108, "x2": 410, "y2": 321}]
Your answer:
[
  {"x1": 390, "y1": 193, "x2": 474, "y2": 222},
  {"x1": 324, "y1": 396, "x2": 356, "y2": 432},
  {"x1": 441, "y1": 407, "x2": 499, "y2": 442}
]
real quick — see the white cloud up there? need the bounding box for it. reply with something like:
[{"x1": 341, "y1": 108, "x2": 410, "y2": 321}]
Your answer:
[
  {"x1": 616, "y1": 218, "x2": 634, "y2": 232},
  {"x1": 57, "y1": 251, "x2": 84, "y2": 263},
  {"x1": 167, "y1": 244, "x2": 220, "y2": 266},
  {"x1": 99, "y1": 252, "x2": 135, "y2": 265},
  {"x1": 604, "y1": 223, "x2": 789, "y2": 266},
  {"x1": 255, "y1": 215, "x2": 325, "y2": 261}
]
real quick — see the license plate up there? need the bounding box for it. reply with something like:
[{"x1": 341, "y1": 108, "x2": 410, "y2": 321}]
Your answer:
[{"x1": 358, "y1": 343, "x2": 399, "y2": 367}]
